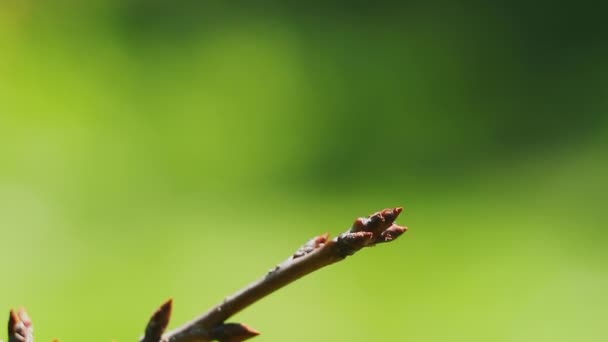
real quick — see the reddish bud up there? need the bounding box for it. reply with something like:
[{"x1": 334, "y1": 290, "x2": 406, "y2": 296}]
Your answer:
[
  {"x1": 293, "y1": 233, "x2": 332, "y2": 259},
  {"x1": 314, "y1": 233, "x2": 330, "y2": 245},
  {"x1": 350, "y1": 217, "x2": 368, "y2": 232},
  {"x1": 377, "y1": 224, "x2": 408, "y2": 243},
  {"x1": 381, "y1": 207, "x2": 403, "y2": 225}
]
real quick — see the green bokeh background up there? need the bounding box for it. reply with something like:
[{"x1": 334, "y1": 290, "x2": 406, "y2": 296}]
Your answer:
[{"x1": 1, "y1": 2, "x2": 607, "y2": 341}]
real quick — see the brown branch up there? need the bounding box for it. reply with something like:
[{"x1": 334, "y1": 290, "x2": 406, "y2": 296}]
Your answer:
[
  {"x1": 154, "y1": 207, "x2": 408, "y2": 342},
  {"x1": 8, "y1": 308, "x2": 33, "y2": 342}
]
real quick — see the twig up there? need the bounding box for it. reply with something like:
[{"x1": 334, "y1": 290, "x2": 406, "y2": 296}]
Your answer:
[{"x1": 146, "y1": 207, "x2": 408, "y2": 342}]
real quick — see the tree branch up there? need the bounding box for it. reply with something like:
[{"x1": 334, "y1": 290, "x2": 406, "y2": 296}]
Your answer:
[
  {"x1": 146, "y1": 207, "x2": 408, "y2": 342},
  {"x1": 5, "y1": 207, "x2": 407, "y2": 342}
]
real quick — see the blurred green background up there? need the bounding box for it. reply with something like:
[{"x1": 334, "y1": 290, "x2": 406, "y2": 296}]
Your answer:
[{"x1": 1, "y1": 1, "x2": 607, "y2": 341}]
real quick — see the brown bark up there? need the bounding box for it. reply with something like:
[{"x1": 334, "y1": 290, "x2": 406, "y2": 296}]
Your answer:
[
  {"x1": 5, "y1": 207, "x2": 408, "y2": 342},
  {"x1": 158, "y1": 207, "x2": 408, "y2": 342}
]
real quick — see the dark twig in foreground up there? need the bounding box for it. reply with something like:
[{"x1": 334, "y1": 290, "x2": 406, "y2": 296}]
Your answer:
[{"x1": 149, "y1": 207, "x2": 408, "y2": 342}]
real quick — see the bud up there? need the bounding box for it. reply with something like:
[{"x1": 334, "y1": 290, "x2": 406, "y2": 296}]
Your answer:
[
  {"x1": 210, "y1": 323, "x2": 260, "y2": 342},
  {"x1": 141, "y1": 299, "x2": 173, "y2": 342},
  {"x1": 376, "y1": 224, "x2": 408, "y2": 243}
]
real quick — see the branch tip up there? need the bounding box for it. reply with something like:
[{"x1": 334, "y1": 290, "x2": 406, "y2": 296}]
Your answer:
[
  {"x1": 381, "y1": 207, "x2": 403, "y2": 224},
  {"x1": 163, "y1": 206, "x2": 408, "y2": 342},
  {"x1": 377, "y1": 224, "x2": 408, "y2": 243},
  {"x1": 340, "y1": 207, "x2": 408, "y2": 254},
  {"x1": 350, "y1": 207, "x2": 403, "y2": 235}
]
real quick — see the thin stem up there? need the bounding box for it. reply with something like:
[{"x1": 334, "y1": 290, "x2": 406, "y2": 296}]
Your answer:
[
  {"x1": 6, "y1": 208, "x2": 407, "y2": 342},
  {"x1": 162, "y1": 207, "x2": 408, "y2": 342}
]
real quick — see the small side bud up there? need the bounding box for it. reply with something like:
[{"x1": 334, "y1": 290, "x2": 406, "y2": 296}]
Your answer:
[
  {"x1": 293, "y1": 233, "x2": 331, "y2": 259},
  {"x1": 366, "y1": 212, "x2": 386, "y2": 235},
  {"x1": 210, "y1": 323, "x2": 260, "y2": 342},
  {"x1": 376, "y1": 224, "x2": 408, "y2": 243},
  {"x1": 337, "y1": 231, "x2": 375, "y2": 256},
  {"x1": 381, "y1": 207, "x2": 403, "y2": 225}
]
